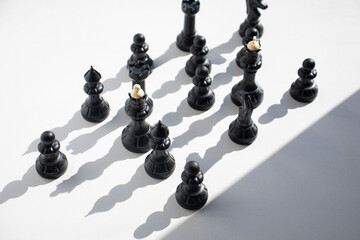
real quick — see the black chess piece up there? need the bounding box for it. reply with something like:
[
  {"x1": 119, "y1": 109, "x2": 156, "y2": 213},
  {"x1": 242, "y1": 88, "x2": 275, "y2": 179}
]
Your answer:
[
  {"x1": 176, "y1": 0, "x2": 200, "y2": 52},
  {"x1": 35, "y1": 131, "x2": 68, "y2": 179},
  {"x1": 185, "y1": 35, "x2": 211, "y2": 77},
  {"x1": 127, "y1": 33, "x2": 154, "y2": 92},
  {"x1": 236, "y1": 27, "x2": 259, "y2": 68},
  {"x1": 228, "y1": 94, "x2": 258, "y2": 145},
  {"x1": 231, "y1": 36, "x2": 263, "y2": 109},
  {"x1": 239, "y1": 0, "x2": 268, "y2": 38},
  {"x1": 125, "y1": 84, "x2": 154, "y2": 116},
  {"x1": 290, "y1": 58, "x2": 318, "y2": 103},
  {"x1": 122, "y1": 84, "x2": 153, "y2": 153},
  {"x1": 81, "y1": 66, "x2": 110, "y2": 123},
  {"x1": 144, "y1": 121, "x2": 175, "y2": 179},
  {"x1": 187, "y1": 66, "x2": 215, "y2": 111},
  {"x1": 176, "y1": 161, "x2": 208, "y2": 210}
]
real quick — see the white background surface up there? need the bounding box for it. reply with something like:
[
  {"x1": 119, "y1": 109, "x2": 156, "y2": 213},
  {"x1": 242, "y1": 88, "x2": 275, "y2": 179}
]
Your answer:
[{"x1": 1, "y1": 0, "x2": 360, "y2": 239}]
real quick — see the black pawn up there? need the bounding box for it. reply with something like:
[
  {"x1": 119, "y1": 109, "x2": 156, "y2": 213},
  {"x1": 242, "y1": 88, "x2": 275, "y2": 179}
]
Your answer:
[
  {"x1": 122, "y1": 85, "x2": 153, "y2": 153},
  {"x1": 144, "y1": 121, "x2": 175, "y2": 179},
  {"x1": 228, "y1": 95, "x2": 258, "y2": 145},
  {"x1": 187, "y1": 66, "x2": 215, "y2": 111},
  {"x1": 176, "y1": 0, "x2": 200, "y2": 52},
  {"x1": 185, "y1": 35, "x2": 211, "y2": 77},
  {"x1": 290, "y1": 58, "x2": 318, "y2": 103},
  {"x1": 81, "y1": 66, "x2": 110, "y2": 123},
  {"x1": 231, "y1": 36, "x2": 263, "y2": 109},
  {"x1": 127, "y1": 33, "x2": 154, "y2": 92},
  {"x1": 236, "y1": 27, "x2": 259, "y2": 68},
  {"x1": 36, "y1": 131, "x2": 68, "y2": 179},
  {"x1": 176, "y1": 161, "x2": 208, "y2": 210},
  {"x1": 239, "y1": 0, "x2": 268, "y2": 38}
]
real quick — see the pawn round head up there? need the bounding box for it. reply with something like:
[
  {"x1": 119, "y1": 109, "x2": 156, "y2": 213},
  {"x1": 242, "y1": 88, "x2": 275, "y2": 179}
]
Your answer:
[
  {"x1": 195, "y1": 65, "x2": 209, "y2": 79},
  {"x1": 130, "y1": 84, "x2": 145, "y2": 99},
  {"x1": 184, "y1": 161, "x2": 200, "y2": 176},
  {"x1": 302, "y1": 58, "x2": 315, "y2": 70},
  {"x1": 193, "y1": 35, "x2": 206, "y2": 48},
  {"x1": 246, "y1": 36, "x2": 261, "y2": 51},
  {"x1": 245, "y1": 28, "x2": 259, "y2": 40},
  {"x1": 40, "y1": 131, "x2": 55, "y2": 145},
  {"x1": 133, "y1": 33, "x2": 145, "y2": 45}
]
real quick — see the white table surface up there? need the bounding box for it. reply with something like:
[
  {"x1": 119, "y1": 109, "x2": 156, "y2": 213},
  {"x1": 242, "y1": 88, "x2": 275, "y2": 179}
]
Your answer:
[{"x1": 1, "y1": 1, "x2": 360, "y2": 239}]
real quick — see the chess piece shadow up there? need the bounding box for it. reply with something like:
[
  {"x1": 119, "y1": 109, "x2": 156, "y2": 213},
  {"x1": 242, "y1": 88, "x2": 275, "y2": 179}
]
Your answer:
[
  {"x1": 0, "y1": 165, "x2": 52, "y2": 205},
  {"x1": 258, "y1": 90, "x2": 308, "y2": 124},
  {"x1": 161, "y1": 98, "x2": 203, "y2": 127},
  {"x1": 152, "y1": 68, "x2": 191, "y2": 99},
  {"x1": 102, "y1": 65, "x2": 130, "y2": 94},
  {"x1": 187, "y1": 131, "x2": 245, "y2": 174},
  {"x1": 23, "y1": 110, "x2": 94, "y2": 155},
  {"x1": 50, "y1": 136, "x2": 138, "y2": 197},
  {"x1": 66, "y1": 107, "x2": 127, "y2": 154},
  {"x1": 207, "y1": 31, "x2": 242, "y2": 65},
  {"x1": 133, "y1": 194, "x2": 193, "y2": 239},
  {"x1": 212, "y1": 60, "x2": 243, "y2": 90},
  {"x1": 86, "y1": 164, "x2": 159, "y2": 217},
  {"x1": 171, "y1": 94, "x2": 238, "y2": 149},
  {"x1": 153, "y1": 42, "x2": 189, "y2": 68}
]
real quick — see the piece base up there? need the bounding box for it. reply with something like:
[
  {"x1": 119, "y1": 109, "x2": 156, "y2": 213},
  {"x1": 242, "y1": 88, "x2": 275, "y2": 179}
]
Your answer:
[
  {"x1": 81, "y1": 101, "x2": 110, "y2": 123},
  {"x1": 121, "y1": 126, "x2": 151, "y2": 153},
  {"x1": 175, "y1": 183, "x2": 208, "y2": 210},
  {"x1": 187, "y1": 89, "x2": 215, "y2": 111},
  {"x1": 290, "y1": 82, "x2": 318, "y2": 103},
  {"x1": 35, "y1": 152, "x2": 68, "y2": 179},
  {"x1": 144, "y1": 154, "x2": 176, "y2": 179},
  {"x1": 228, "y1": 121, "x2": 258, "y2": 145},
  {"x1": 176, "y1": 32, "x2": 196, "y2": 52}
]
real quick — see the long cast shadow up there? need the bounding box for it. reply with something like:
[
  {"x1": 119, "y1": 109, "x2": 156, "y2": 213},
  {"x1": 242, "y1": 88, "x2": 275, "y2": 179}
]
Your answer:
[
  {"x1": 161, "y1": 98, "x2": 203, "y2": 127},
  {"x1": 152, "y1": 68, "x2": 191, "y2": 99},
  {"x1": 133, "y1": 194, "x2": 193, "y2": 239},
  {"x1": 171, "y1": 94, "x2": 238, "y2": 149},
  {"x1": 23, "y1": 110, "x2": 94, "y2": 155},
  {"x1": 86, "y1": 164, "x2": 159, "y2": 217},
  {"x1": 208, "y1": 31, "x2": 241, "y2": 65},
  {"x1": 258, "y1": 90, "x2": 308, "y2": 124},
  {"x1": 50, "y1": 136, "x2": 138, "y2": 197},
  {"x1": 187, "y1": 131, "x2": 246, "y2": 174},
  {"x1": 153, "y1": 42, "x2": 189, "y2": 69},
  {"x1": 162, "y1": 90, "x2": 360, "y2": 240},
  {"x1": 0, "y1": 165, "x2": 52, "y2": 205},
  {"x1": 66, "y1": 107, "x2": 127, "y2": 154},
  {"x1": 212, "y1": 59, "x2": 243, "y2": 90},
  {"x1": 102, "y1": 65, "x2": 130, "y2": 94}
]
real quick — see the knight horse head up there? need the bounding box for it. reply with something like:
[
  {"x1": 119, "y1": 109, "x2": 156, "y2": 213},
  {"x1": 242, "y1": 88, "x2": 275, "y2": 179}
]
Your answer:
[{"x1": 247, "y1": 0, "x2": 268, "y2": 20}]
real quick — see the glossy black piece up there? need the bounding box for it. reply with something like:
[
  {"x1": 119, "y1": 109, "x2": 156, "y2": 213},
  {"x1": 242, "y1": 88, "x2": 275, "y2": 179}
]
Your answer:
[
  {"x1": 187, "y1": 66, "x2": 215, "y2": 111},
  {"x1": 176, "y1": 0, "x2": 200, "y2": 52},
  {"x1": 236, "y1": 28, "x2": 259, "y2": 68},
  {"x1": 231, "y1": 40, "x2": 263, "y2": 109},
  {"x1": 176, "y1": 161, "x2": 208, "y2": 210},
  {"x1": 127, "y1": 33, "x2": 154, "y2": 92},
  {"x1": 36, "y1": 131, "x2": 68, "y2": 179},
  {"x1": 290, "y1": 58, "x2": 318, "y2": 103},
  {"x1": 239, "y1": 0, "x2": 268, "y2": 38},
  {"x1": 185, "y1": 35, "x2": 211, "y2": 77},
  {"x1": 122, "y1": 93, "x2": 153, "y2": 153},
  {"x1": 81, "y1": 66, "x2": 110, "y2": 123},
  {"x1": 144, "y1": 121, "x2": 175, "y2": 179},
  {"x1": 228, "y1": 95, "x2": 258, "y2": 145}
]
